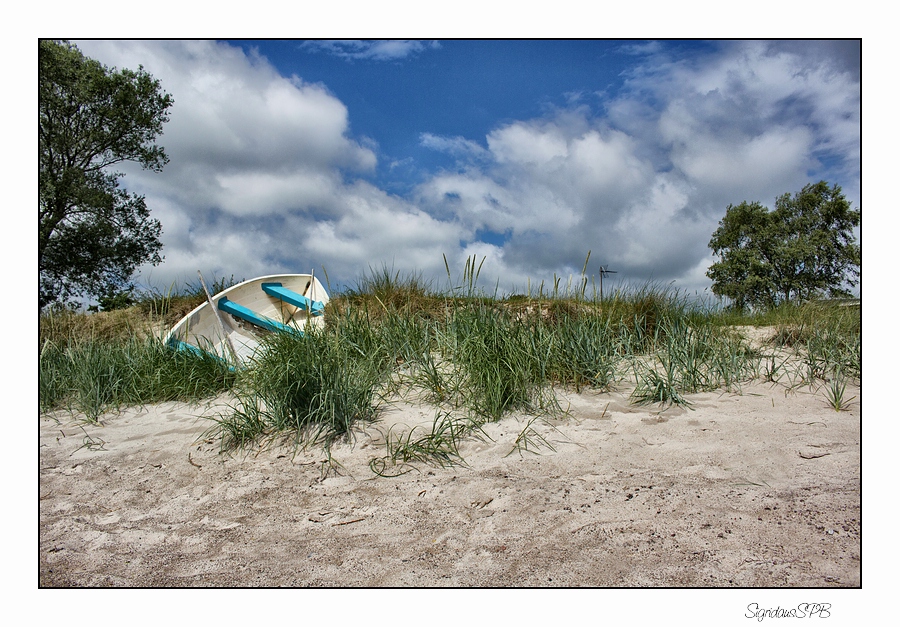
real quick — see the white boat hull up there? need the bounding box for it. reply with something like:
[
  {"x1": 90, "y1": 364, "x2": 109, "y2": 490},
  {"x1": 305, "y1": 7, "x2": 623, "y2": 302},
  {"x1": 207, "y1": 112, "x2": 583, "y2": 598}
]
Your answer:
[{"x1": 164, "y1": 274, "x2": 329, "y2": 365}]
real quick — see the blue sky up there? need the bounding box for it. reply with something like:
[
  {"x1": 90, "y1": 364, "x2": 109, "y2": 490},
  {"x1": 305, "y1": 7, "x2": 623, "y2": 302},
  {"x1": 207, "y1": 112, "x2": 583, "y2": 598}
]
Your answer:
[{"x1": 72, "y1": 39, "x2": 861, "y2": 298}]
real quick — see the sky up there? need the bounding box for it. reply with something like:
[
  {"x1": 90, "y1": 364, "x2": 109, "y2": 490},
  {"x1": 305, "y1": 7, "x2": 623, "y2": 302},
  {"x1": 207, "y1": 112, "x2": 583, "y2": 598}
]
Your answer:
[{"x1": 71, "y1": 39, "x2": 861, "y2": 299}]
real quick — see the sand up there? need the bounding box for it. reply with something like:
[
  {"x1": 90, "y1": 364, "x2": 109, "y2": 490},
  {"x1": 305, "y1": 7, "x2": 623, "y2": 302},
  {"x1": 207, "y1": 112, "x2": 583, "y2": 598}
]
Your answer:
[{"x1": 39, "y1": 371, "x2": 860, "y2": 589}]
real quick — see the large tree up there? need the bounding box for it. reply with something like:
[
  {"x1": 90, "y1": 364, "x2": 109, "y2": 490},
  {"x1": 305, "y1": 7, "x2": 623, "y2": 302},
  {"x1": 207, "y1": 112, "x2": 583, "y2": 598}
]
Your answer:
[
  {"x1": 39, "y1": 40, "x2": 173, "y2": 310},
  {"x1": 707, "y1": 181, "x2": 860, "y2": 310}
]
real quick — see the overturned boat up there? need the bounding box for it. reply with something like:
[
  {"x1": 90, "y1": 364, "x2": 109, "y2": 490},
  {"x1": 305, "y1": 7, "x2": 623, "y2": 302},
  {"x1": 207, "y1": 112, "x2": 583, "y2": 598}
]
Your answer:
[{"x1": 164, "y1": 273, "x2": 329, "y2": 365}]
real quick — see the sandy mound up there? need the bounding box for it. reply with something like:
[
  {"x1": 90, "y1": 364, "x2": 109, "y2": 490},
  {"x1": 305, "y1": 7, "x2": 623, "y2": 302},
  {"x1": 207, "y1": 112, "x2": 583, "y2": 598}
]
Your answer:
[{"x1": 39, "y1": 378, "x2": 859, "y2": 588}]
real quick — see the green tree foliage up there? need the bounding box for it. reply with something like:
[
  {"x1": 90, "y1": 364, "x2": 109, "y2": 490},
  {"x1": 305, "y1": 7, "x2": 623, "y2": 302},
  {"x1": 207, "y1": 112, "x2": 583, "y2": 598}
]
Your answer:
[
  {"x1": 39, "y1": 40, "x2": 174, "y2": 310},
  {"x1": 707, "y1": 182, "x2": 860, "y2": 310}
]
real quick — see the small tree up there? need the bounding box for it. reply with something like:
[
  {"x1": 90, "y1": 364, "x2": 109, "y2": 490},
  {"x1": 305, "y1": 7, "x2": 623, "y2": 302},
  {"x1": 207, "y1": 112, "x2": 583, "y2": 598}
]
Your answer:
[
  {"x1": 707, "y1": 181, "x2": 860, "y2": 310},
  {"x1": 39, "y1": 40, "x2": 174, "y2": 310}
]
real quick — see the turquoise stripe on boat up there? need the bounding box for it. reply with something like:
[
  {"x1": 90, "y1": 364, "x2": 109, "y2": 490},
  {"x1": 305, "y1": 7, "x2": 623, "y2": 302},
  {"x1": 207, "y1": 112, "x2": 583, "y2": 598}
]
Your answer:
[{"x1": 166, "y1": 338, "x2": 236, "y2": 370}]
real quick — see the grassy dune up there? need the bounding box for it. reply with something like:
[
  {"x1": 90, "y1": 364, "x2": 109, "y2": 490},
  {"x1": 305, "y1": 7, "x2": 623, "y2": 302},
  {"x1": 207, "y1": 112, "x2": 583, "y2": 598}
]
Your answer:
[{"x1": 39, "y1": 265, "x2": 860, "y2": 468}]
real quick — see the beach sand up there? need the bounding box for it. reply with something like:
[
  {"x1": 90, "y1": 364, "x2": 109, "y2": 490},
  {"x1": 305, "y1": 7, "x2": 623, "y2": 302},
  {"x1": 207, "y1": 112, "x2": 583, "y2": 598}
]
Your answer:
[{"x1": 38, "y1": 373, "x2": 860, "y2": 588}]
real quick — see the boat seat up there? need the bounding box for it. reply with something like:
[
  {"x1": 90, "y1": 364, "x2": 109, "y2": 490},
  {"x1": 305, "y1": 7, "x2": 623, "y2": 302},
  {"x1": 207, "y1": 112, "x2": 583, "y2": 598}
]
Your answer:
[
  {"x1": 261, "y1": 282, "x2": 325, "y2": 316},
  {"x1": 217, "y1": 297, "x2": 301, "y2": 335}
]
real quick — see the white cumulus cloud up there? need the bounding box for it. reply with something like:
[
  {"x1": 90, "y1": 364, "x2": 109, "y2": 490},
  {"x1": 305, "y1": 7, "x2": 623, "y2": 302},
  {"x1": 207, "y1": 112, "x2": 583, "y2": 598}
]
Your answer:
[
  {"x1": 300, "y1": 40, "x2": 441, "y2": 61},
  {"x1": 68, "y1": 40, "x2": 859, "y2": 298}
]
